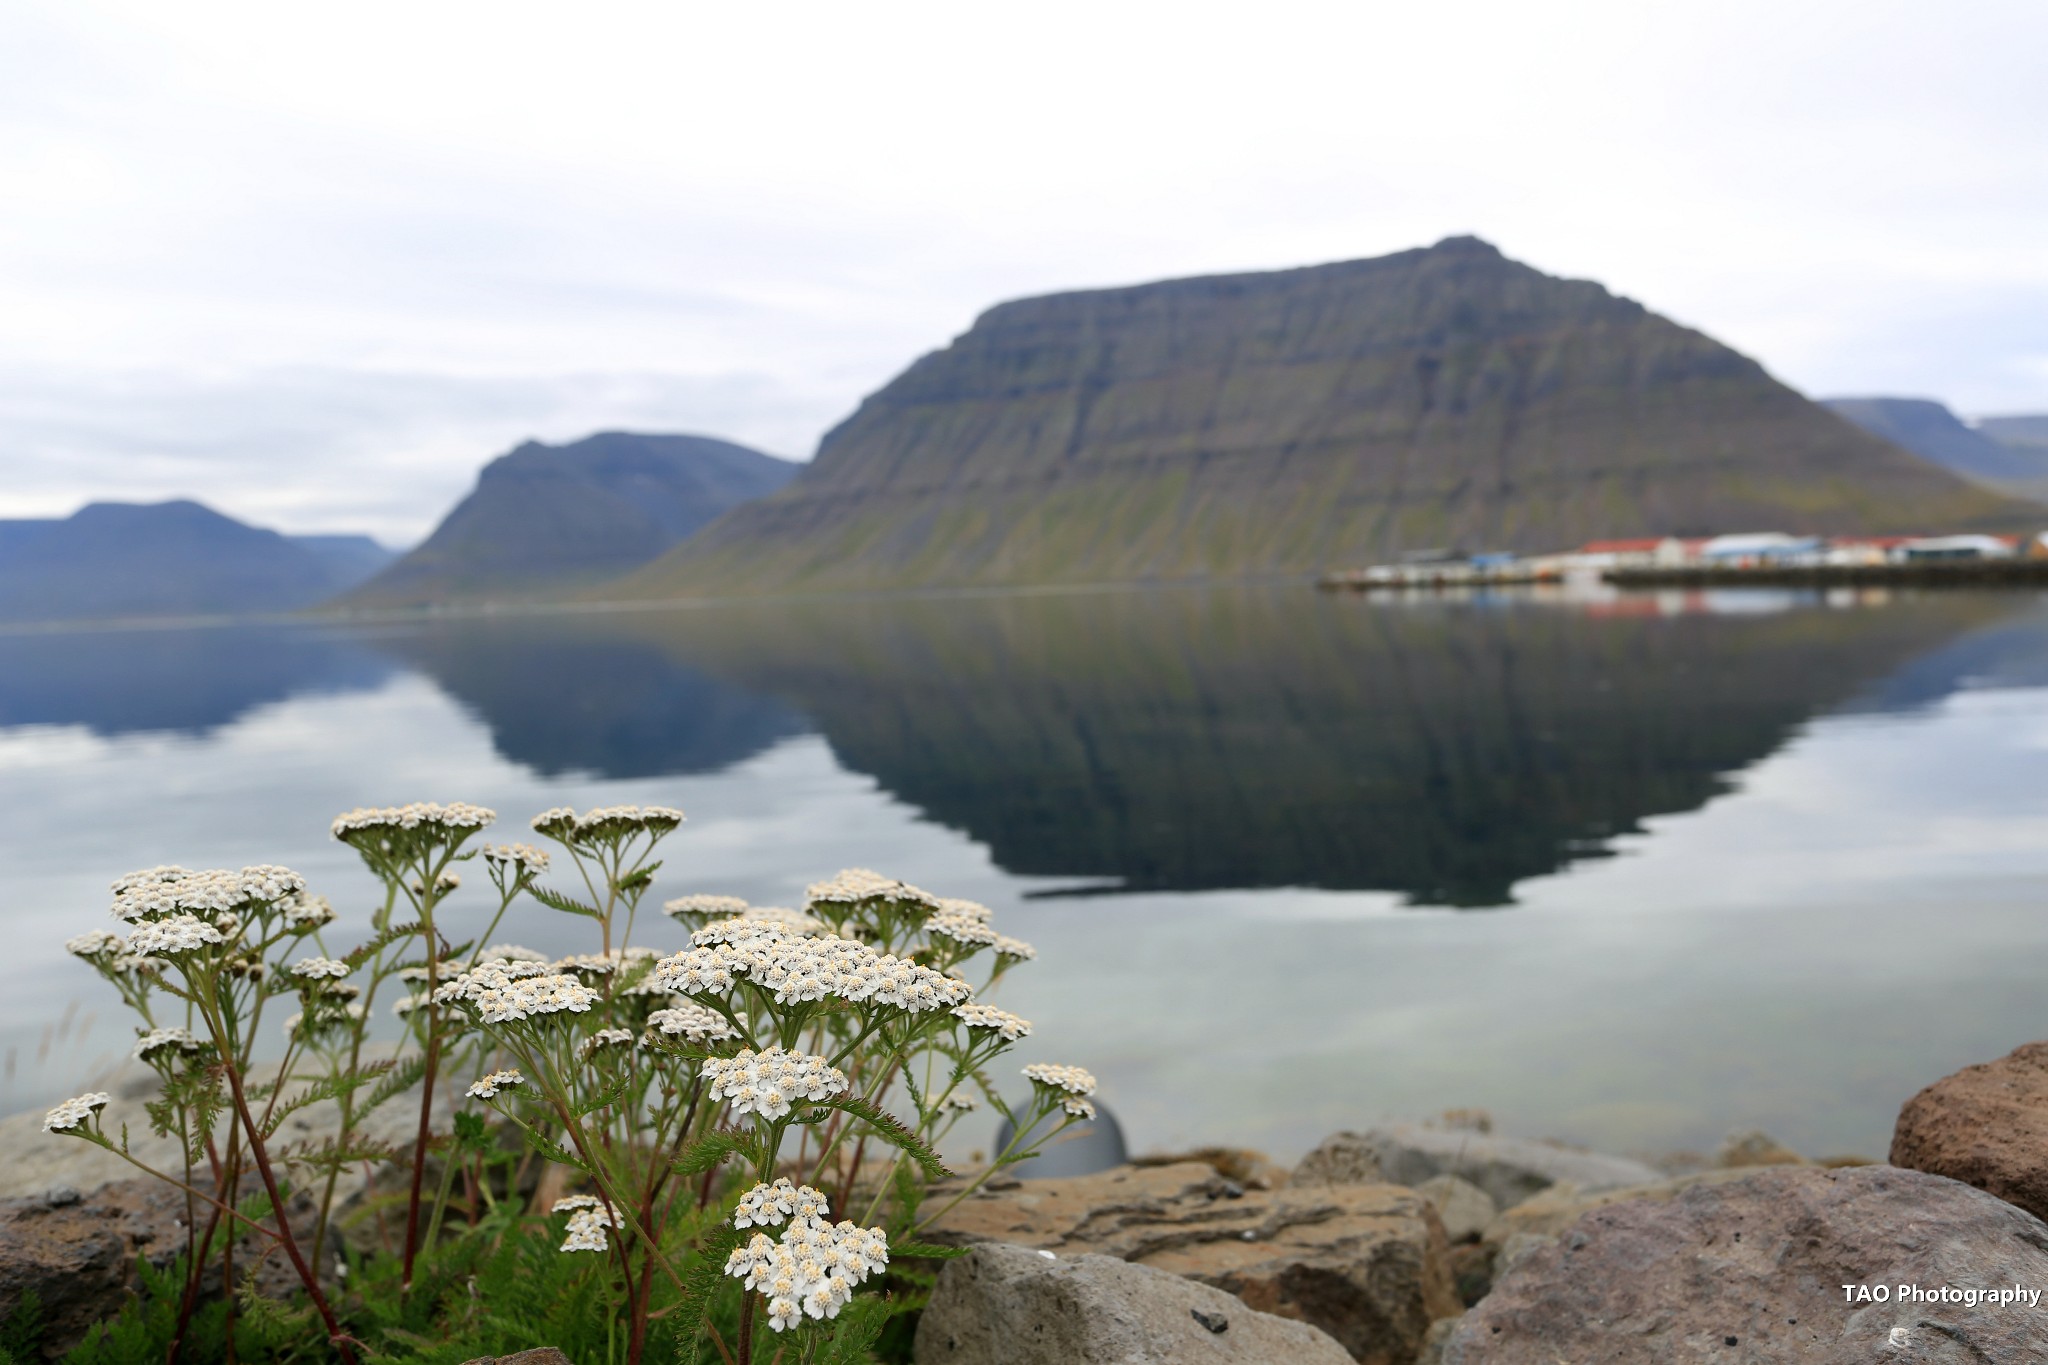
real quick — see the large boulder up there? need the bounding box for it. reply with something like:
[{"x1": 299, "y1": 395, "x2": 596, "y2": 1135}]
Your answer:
[
  {"x1": 1297, "y1": 1125, "x2": 1662, "y2": 1210},
  {"x1": 1893, "y1": 1039, "x2": 2048, "y2": 1222},
  {"x1": 914, "y1": 1242, "x2": 1354, "y2": 1365},
  {"x1": 0, "y1": 1178, "x2": 325, "y2": 1358},
  {"x1": 1442, "y1": 1165, "x2": 2048, "y2": 1363},
  {"x1": 927, "y1": 1161, "x2": 1459, "y2": 1364}
]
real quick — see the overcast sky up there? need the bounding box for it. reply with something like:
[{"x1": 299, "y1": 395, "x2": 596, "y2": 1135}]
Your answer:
[{"x1": 3, "y1": 0, "x2": 2044, "y2": 544}]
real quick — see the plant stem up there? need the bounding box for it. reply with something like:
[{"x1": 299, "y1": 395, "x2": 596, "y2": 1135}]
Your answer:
[{"x1": 220, "y1": 1058, "x2": 360, "y2": 1364}]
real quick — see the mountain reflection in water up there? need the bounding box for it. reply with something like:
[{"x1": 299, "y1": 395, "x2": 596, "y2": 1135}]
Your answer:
[
  {"x1": 1, "y1": 590, "x2": 2037, "y2": 907},
  {"x1": 369, "y1": 588, "x2": 2027, "y2": 906}
]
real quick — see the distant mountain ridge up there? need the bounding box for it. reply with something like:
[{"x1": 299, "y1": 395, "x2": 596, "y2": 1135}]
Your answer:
[
  {"x1": 619, "y1": 237, "x2": 2039, "y2": 596},
  {"x1": 1822, "y1": 397, "x2": 2048, "y2": 494},
  {"x1": 0, "y1": 501, "x2": 395, "y2": 624},
  {"x1": 344, "y1": 431, "x2": 797, "y2": 608}
]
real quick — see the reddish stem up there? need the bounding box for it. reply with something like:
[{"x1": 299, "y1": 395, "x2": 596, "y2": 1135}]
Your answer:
[{"x1": 222, "y1": 1061, "x2": 359, "y2": 1364}]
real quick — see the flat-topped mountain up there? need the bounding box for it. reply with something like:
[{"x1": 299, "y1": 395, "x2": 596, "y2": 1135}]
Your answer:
[
  {"x1": 344, "y1": 431, "x2": 797, "y2": 607},
  {"x1": 1982, "y1": 415, "x2": 2048, "y2": 469},
  {"x1": 1823, "y1": 397, "x2": 2048, "y2": 492},
  {"x1": 0, "y1": 501, "x2": 393, "y2": 623},
  {"x1": 619, "y1": 238, "x2": 2036, "y2": 595}
]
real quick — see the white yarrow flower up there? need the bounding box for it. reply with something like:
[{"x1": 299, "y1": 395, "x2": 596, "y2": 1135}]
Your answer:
[
  {"x1": 289, "y1": 957, "x2": 351, "y2": 980},
  {"x1": 43, "y1": 1092, "x2": 110, "y2": 1133},
  {"x1": 1022, "y1": 1063, "x2": 1097, "y2": 1097},
  {"x1": 953, "y1": 1003, "x2": 1031, "y2": 1041},
  {"x1": 702, "y1": 1047, "x2": 848, "y2": 1120},
  {"x1": 466, "y1": 1069, "x2": 524, "y2": 1100},
  {"x1": 133, "y1": 1027, "x2": 201, "y2": 1061},
  {"x1": 126, "y1": 914, "x2": 225, "y2": 956}
]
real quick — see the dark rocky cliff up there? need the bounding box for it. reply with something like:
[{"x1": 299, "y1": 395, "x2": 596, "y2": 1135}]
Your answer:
[{"x1": 624, "y1": 238, "x2": 2035, "y2": 594}]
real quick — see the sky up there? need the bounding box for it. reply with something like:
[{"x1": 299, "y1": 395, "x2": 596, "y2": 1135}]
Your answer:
[{"x1": 2, "y1": 0, "x2": 2045, "y2": 545}]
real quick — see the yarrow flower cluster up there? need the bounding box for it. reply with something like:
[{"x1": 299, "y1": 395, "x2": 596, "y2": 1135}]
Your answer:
[
  {"x1": 110, "y1": 866, "x2": 306, "y2": 923},
  {"x1": 578, "y1": 1027, "x2": 634, "y2": 1059},
  {"x1": 482, "y1": 842, "x2": 551, "y2": 873},
  {"x1": 531, "y1": 805, "x2": 684, "y2": 844},
  {"x1": 1023, "y1": 1062, "x2": 1099, "y2": 1119},
  {"x1": 281, "y1": 891, "x2": 336, "y2": 931},
  {"x1": 723, "y1": 1185, "x2": 890, "y2": 1329},
  {"x1": 733, "y1": 1178, "x2": 832, "y2": 1229},
  {"x1": 133, "y1": 1027, "x2": 202, "y2": 1061},
  {"x1": 43, "y1": 1092, "x2": 110, "y2": 1133},
  {"x1": 953, "y1": 1003, "x2": 1031, "y2": 1041},
  {"x1": 644, "y1": 1004, "x2": 739, "y2": 1043},
  {"x1": 805, "y1": 868, "x2": 939, "y2": 913},
  {"x1": 126, "y1": 914, "x2": 226, "y2": 956},
  {"x1": 466, "y1": 1069, "x2": 524, "y2": 1100},
  {"x1": 656, "y1": 919, "x2": 971, "y2": 1013},
  {"x1": 553, "y1": 1195, "x2": 622, "y2": 1253},
  {"x1": 330, "y1": 803, "x2": 495, "y2": 841},
  {"x1": 702, "y1": 1047, "x2": 848, "y2": 1120},
  {"x1": 432, "y1": 964, "x2": 598, "y2": 1024},
  {"x1": 663, "y1": 893, "x2": 750, "y2": 924},
  {"x1": 289, "y1": 957, "x2": 351, "y2": 981},
  {"x1": 476, "y1": 944, "x2": 550, "y2": 965},
  {"x1": 65, "y1": 930, "x2": 120, "y2": 959}
]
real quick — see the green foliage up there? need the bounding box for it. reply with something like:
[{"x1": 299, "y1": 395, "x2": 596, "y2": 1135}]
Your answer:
[
  {"x1": 809, "y1": 1095, "x2": 952, "y2": 1182},
  {"x1": 670, "y1": 1126, "x2": 756, "y2": 1176},
  {"x1": 526, "y1": 884, "x2": 601, "y2": 920},
  {"x1": 262, "y1": 1059, "x2": 397, "y2": 1138},
  {"x1": 0, "y1": 1289, "x2": 44, "y2": 1362}
]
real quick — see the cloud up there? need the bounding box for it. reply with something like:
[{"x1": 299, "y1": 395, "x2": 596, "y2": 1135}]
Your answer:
[
  {"x1": 0, "y1": 366, "x2": 828, "y2": 543},
  {"x1": 0, "y1": 0, "x2": 2044, "y2": 539}
]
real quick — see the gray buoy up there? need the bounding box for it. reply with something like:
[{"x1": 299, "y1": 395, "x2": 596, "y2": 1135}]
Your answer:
[{"x1": 993, "y1": 1101, "x2": 1127, "y2": 1179}]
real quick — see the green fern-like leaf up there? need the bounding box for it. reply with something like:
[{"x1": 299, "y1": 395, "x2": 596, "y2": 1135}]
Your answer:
[
  {"x1": 345, "y1": 919, "x2": 425, "y2": 969},
  {"x1": 524, "y1": 1128, "x2": 588, "y2": 1172},
  {"x1": 357, "y1": 1050, "x2": 429, "y2": 1120},
  {"x1": 670, "y1": 1126, "x2": 757, "y2": 1176},
  {"x1": 810, "y1": 1095, "x2": 952, "y2": 1181},
  {"x1": 528, "y1": 884, "x2": 602, "y2": 920},
  {"x1": 574, "y1": 1074, "x2": 633, "y2": 1119},
  {"x1": 260, "y1": 1058, "x2": 396, "y2": 1138}
]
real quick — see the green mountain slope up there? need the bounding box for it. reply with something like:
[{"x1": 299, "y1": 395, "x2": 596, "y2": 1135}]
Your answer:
[
  {"x1": 618, "y1": 237, "x2": 2038, "y2": 596},
  {"x1": 345, "y1": 431, "x2": 797, "y2": 607}
]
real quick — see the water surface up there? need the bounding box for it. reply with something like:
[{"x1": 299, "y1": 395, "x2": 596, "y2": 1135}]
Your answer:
[{"x1": 5, "y1": 585, "x2": 2047, "y2": 1164}]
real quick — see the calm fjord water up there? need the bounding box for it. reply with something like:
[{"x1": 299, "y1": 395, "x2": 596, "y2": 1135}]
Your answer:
[{"x1": 6, "y1": 586, "x2": 2048, "y2": 1164}]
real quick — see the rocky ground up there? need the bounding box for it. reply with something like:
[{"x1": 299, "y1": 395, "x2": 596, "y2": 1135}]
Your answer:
[{"x1": 11, "y1": 1044, "x2": 2048, "y2": 1361}]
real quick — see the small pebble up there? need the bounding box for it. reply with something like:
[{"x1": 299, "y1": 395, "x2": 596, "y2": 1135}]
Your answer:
[
  {"x1": 45, "y1": 1186, "x2": 80, "y2": 1208},
  {"x1": 1191, "y1": 1309, "x2": 1229, "y2": 1334}
]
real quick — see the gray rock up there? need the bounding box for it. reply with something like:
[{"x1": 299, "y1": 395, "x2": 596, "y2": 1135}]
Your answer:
[
  {"x1": 1415, "y1": 1317, "x2": 1460, "y2": 1365},
  {"x1": 913, "y1": 1242, "x2": 1354, "y2": 1365},
  {"x1": 1416, "y1": 1174, "x2": 1497, "y2": 1242},
  {"x1": 1443, "y1": 1164, "x2": 2048, "y2": 1363},
  {"x1": 1300, "y1": 1124, "x2": 1662, "y2": 1209},
  {"x1": 925, "y1": 1161, "x2": 1459, "y2": 1363}
]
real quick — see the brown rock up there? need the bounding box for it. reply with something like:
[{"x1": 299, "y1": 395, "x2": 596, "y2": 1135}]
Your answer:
[
  {"x1": 1893, "y1": 1039, "x2": 2048, "y2": 1222},
  {"x1": 0, "y1": 1178, "x2": 326, "y2": 1358},
  {"x1": 461, "y1": 1351, "x2": 574, "y2": 1365},
  {"x1": 1443, "y1": 1165, "x2": 2048, "y2": 1363},
  {"x1": 927, "y1": 1161, "x2": 1459, "y2": 1364}
]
